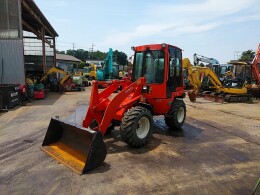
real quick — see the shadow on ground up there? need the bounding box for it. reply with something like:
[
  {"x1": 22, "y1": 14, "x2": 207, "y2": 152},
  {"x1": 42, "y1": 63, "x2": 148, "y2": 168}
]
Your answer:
[{"x1": 103, "y1": 117, "x2": 203, "y2": 155}]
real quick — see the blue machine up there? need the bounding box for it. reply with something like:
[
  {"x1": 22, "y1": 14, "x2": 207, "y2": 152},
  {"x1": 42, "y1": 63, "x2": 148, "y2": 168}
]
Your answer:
[{"x1": 97, "y1": 48, "x2": 119, "y2": 81}]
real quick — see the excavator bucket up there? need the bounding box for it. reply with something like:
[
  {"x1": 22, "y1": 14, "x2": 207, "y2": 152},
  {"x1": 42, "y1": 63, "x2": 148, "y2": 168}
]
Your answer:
[
  {"x1": 187, "y1": 90, "x2": 197, "y2": 102},
  {"x1": 41, "y1": 117, "x2": 107, "y2": 174}
]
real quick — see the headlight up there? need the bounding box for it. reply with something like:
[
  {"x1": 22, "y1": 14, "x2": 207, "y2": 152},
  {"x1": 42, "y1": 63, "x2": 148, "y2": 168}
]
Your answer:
[{"x1": 142, "y1": 85, "x2": 148, "y2": 93}]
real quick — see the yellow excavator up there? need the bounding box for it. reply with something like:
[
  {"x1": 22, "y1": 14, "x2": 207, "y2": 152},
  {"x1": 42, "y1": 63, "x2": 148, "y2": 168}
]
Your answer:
[
  {"x1": 183, "y1": 58, "x2": 252, "y2": 103},
  {"x1": 41, "y1": 66, "x2": 71, "y2": 86},
  {"x1": 40, "y1": 66, "x2": 79, "y2": 92}
]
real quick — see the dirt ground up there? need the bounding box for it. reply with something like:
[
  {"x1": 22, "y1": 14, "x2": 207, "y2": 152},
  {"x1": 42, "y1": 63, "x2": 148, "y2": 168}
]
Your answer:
[{"x1": 0, "y1": 88, "x2": 259, "y2": 195}]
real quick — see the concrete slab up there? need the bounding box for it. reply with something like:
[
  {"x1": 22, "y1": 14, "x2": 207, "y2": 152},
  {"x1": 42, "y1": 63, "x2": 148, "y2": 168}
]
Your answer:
[{"x1": 0, "y1": 89, "x2": 259, "y2": 194}]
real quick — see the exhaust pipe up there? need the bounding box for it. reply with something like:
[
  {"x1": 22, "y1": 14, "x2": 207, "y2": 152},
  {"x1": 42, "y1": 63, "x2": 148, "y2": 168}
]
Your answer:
[{"x1": 41, "y1": 117, "x2": 107, "y2": 174}]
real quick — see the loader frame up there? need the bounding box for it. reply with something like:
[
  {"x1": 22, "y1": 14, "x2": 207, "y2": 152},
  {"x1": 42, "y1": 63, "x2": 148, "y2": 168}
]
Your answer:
[{"x1": 83, "y1": 78, "x2": 145, "y2": 135}]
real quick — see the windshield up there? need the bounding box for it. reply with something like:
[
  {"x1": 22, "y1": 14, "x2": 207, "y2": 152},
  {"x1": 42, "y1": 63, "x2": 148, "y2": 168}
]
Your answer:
[
  {"x1": 133, "y1": 50, "x2": 165, "y2": 83},
  {"x1": 220, "y1": 66, "x2": 227, "y2": 75},
  {"x1": 113, "y1": 65, "x2": 119, "y2": 78},
  {"x1": 234, "y1": 65, "x2": 251, "y2": 78}
]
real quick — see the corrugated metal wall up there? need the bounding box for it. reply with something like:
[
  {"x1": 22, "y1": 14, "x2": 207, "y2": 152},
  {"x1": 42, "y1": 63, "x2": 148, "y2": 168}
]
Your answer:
[
  {"x1": 0, "y1": 0, "x2": 21, "y2": 39},
  {"x1": 0, "y1": 40, "x2": 25, "y2": 84}
]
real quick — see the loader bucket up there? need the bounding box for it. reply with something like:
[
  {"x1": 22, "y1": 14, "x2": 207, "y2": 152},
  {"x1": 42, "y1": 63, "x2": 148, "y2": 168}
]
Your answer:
[{"x1": 41, "y1": 117, "x2": 107, "y2": 174}]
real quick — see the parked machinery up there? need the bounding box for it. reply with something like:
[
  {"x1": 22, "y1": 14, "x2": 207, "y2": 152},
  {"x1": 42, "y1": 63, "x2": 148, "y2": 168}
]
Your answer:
[
  {"x1": 226, "y1": 44, "x2": 260, "y2": 98},
  {"x1": 251, "y1": 43, "x2": 260, "y2": 98},
  {"x1": 193, "y1": 53, "x2": 219, "y2": 66},
  {"x1": 41, "y1": 43, "x2": 187, "y2": 174},
  {"x1": 40, "y1": 66, "x2": 79, "y2": 92},
  {"x1": 183, "y1": 58, "x2": 252, "y2": 103},
  {"x1": 193, "y1": 53, "x2": 221, "y2": 90},
  {"x1": 26, "y1": 77, "x2": 45, "y2": 99},
  {"x1": 96, "y1": 48, "x2": 126, "y2": 88}
]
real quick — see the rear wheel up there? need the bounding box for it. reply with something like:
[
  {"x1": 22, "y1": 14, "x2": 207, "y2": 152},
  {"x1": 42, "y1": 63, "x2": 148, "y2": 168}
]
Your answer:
[
  {"x1": 120, "y1": 106, "x2": 153, "y2": 147},
  {"x1": 165, "y1": 99, "x2": 186, "y2": 130}
]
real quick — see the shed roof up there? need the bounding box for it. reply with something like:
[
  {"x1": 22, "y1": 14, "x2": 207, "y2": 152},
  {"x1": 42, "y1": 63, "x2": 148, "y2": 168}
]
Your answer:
[
  {"x1": 22, "y1": 0, "x2": 58, "y2": 37},
  {"x1": 56, "y1": 54, "x2": 81, "y2": 62}
]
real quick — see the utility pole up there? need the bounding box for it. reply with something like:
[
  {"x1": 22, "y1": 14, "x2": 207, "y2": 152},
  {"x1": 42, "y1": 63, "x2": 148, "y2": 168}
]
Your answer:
[
  {"x1": 92, "y1": 43, "x2": 95, "y2": 60},
  {"x1": 89, "y1": 43, "x2": 95, "y2": 60},
  {"x1": 72, "y1": 43, "x2": 75, "y2": 56},
  {"x1": 234, "y1": 51, "x2": 242, "y2": 60}
]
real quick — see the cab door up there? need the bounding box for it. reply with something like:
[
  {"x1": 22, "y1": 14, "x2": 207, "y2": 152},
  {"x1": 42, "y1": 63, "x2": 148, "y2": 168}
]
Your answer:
[{"x1": 166, "y1": 46, "x2": 182, "y2": 98}]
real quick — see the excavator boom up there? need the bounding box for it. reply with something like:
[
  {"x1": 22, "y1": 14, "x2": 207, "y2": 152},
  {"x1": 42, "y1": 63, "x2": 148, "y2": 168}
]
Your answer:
[{"x1": 40, "y1": 66, "x2": 71, "y2": 82}]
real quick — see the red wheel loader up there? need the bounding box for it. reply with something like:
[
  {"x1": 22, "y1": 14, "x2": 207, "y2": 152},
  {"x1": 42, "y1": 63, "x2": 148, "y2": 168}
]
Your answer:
[{"x1": 41, "y1": 43, "x2": 186, "y2": 174}]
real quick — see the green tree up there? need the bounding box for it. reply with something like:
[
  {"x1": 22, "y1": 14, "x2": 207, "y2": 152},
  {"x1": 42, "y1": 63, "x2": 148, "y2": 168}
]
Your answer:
[
  {"x1": 239, "y1": 50, "x2": 255, "y2": 62},
  {"x1": 72, "y1": 62, "x2": 77, "y2": 69},
  {"x1": 66, "y1": 49, "x2": 75, "y2": 57},
  {"x1": 56, "y1": 50, "x2": 65, "y2": 54},
  {"x1": 92, "y1": 50, "x2": 106, "y2": 60},
  {"x1": 66, "y1": 49, "x2": 89, "y2": 61},
  {"x1": 113, "y1": 50, "x2": 128, "y2": 65},
  {"x1": 78, "y1": 61, "x2": 86, "y2": 69}
]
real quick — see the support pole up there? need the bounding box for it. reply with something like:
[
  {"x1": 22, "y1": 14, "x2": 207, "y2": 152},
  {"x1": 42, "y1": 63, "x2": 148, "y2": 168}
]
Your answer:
[
  {"x1": 53, "y1": 37, "x2": 56, "y2": 67},
  {"x1": 41, "y1": 27, "x2": 46, "y2": 73}
]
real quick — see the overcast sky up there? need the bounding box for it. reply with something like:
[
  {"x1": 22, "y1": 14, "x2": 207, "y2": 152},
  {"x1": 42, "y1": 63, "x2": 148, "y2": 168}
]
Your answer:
[{"x1": 35, "y1": 0, "x2": 260, "y2": 63}]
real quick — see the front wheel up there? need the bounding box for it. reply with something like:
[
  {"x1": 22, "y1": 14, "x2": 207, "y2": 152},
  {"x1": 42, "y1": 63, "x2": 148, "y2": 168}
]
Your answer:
[
  {"x1": 165, "y1": 99, "x2": 186, "y2": 130},
  {"x1": 120, "y1": 106, "x2": 153, "y2": 147}
]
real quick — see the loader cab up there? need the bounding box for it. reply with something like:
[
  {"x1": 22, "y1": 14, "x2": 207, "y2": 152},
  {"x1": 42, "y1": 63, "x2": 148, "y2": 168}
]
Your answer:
[{"x1": 132, "y1": 44, "x2": 183, "y2": 98}]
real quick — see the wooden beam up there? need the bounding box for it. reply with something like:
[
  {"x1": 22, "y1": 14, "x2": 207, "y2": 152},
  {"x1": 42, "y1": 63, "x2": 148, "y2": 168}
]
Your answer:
[
  {"x1": 22, "y1": 20, "x2": 41, "y2": 38},
  {"x1": 53, "y1": 37, "x2": 56, "y2": 67},
  {"x1": 21, "y1": 0, "x2": 54, "y2": 37},
  {"x1": 22, "y1": 21, "x2": 52, "y2": 46},
  {"x1": 42, "y1": 27, "x2": 46, "y2": 73}
]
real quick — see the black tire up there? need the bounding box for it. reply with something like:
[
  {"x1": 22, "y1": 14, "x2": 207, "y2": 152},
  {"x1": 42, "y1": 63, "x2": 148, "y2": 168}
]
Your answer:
[
  {"x1": 164, "y1": 99, "x2": 186, "y2": 130},
  {"x1": 120, "y1": 106, "x2": 153, "y2": 148}
]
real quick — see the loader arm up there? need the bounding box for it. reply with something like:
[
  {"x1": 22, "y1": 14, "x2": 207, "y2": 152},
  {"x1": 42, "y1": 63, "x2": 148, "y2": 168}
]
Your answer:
[{"x1": 83, "y1": 78, "x2": 145, "y2": 135}]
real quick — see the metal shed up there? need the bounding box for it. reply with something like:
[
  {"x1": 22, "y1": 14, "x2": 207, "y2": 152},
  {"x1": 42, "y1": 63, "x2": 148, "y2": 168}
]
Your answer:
[{"x1": 0, "y1": 0, "x2": 58, "y2": 85}]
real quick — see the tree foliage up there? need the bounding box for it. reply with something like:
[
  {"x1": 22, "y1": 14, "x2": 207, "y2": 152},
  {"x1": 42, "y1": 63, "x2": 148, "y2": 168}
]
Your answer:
[
  {"x1": 67, "y1": 49, "x2": 89, "y2": 62},
  {"x1": 56, "y1": 50, "x2": 65, "y2": 54},
  {"x1": 113, "y1": 50, "x2": 128, "y2": 65},
  {"x1": 56, "y1": 48, "x2": 128, "y2": 65},
  {"x1": 79, "y1": 61, "x2": 86, "y2": 69},
  {"x1": 72, "y1": 62, "x2": 77, "y2": 69},
  {"x1": 239, "y1": 50, "x2": 255, "y2": 62},
  {"x1": 91, "y1": 50, "x2": 106, "y2": 60}
]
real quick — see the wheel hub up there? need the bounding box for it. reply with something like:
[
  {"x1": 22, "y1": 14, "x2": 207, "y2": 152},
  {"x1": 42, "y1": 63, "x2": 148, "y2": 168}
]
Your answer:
[
  {"x1": 136, "y1": 117, "x2": 150, "y2": 139},
  {"x1": 177, "y1": 107, "x2": 185, "y2": 123}
]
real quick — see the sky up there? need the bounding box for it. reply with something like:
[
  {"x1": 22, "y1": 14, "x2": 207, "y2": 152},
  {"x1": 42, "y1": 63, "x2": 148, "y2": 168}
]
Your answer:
[{"x1": 34, "y1": 0, "x2": 260, "y2": 63}]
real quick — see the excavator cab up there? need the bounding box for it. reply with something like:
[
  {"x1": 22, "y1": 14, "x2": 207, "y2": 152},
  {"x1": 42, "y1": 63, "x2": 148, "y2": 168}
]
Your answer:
[
  {"x1": 42, "y1": 43, "x2": 186, "y2": 174},
  {"x1": 225, "y1": 61, "x2": 252, "y2": 88}
]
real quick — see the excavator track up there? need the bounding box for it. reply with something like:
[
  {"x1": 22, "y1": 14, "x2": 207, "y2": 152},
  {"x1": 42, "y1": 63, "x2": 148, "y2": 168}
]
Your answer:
[{"x1": 201, "y1": 91, "x2": 253, "y2": 103}]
